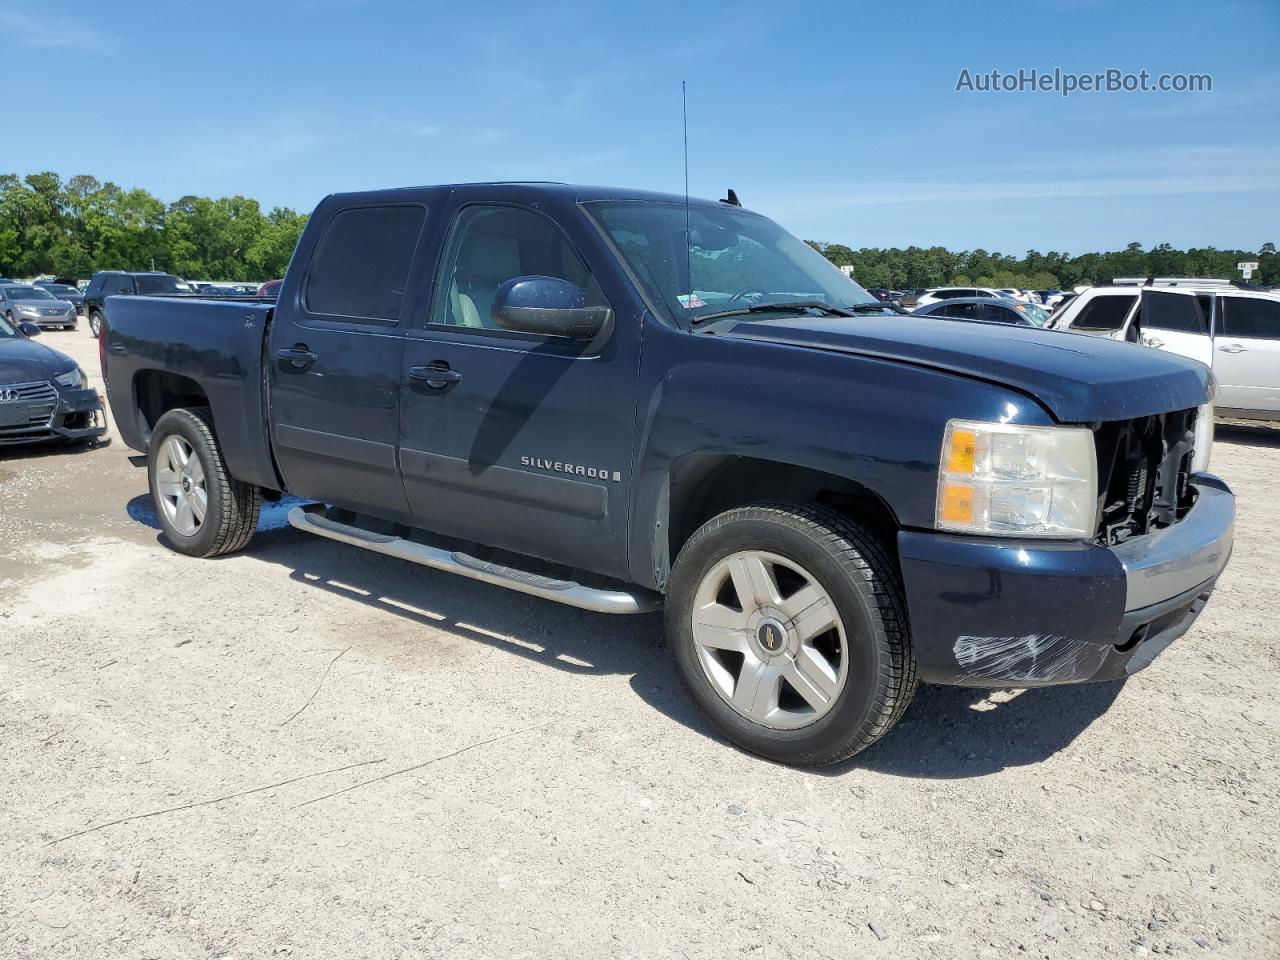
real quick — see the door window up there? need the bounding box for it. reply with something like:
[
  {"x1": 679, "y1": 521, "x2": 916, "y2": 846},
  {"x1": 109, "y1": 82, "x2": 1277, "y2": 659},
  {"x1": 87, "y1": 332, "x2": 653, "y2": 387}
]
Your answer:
[
  {"x1": 1220, "y1": 297, "x2": 1280, "y2": 340},
  {"x1": 304, "y1": 205, "x2": 426, "y2": 322},
  {"x1": 1144, "y1": 291, "x2": 1208, "y2": 334},
  {"x1": 1071, "y1": 294, "x2": 1135, "y2": 331},
  {"x1": 431, "y1": 205, "x2": 606, "y2": 331},
  {"x1": 979, "y1": 303, "x2": 1016, "y2": 323},
  {"x1": 939, "y1": 302, "x2": 980, "y2": 319}
]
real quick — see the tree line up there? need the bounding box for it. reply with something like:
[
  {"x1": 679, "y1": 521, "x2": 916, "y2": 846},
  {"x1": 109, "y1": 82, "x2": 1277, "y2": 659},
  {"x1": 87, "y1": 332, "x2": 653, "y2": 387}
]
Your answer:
[
  {"x1": 0, "y1": 171, "x2": 308, "y2": 282},
  {"x1": 810, "y1": 240, "x2": 1278, "y2": 291},
  {"x1": 2, "y1": 170, "x2": 1275, "y2": 290}
]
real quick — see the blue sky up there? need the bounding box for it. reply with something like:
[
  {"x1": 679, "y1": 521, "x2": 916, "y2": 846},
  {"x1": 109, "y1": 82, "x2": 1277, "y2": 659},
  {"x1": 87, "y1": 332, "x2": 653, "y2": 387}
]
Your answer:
[{"x1": 6, "y1": 0, "x2": 1278, "y2": 253}]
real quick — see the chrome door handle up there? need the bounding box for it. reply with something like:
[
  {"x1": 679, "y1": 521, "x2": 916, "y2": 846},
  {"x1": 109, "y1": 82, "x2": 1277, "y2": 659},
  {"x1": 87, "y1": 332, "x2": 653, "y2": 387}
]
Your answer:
[
  {"x1": 1217, "y1": 344, "x2": 1247, "y2": 354},
  {"x1": 409, "y1": 362, "x2": 463, "y2": 389},
  {"x1": 1144, "y1": 336, "x2": 1164, "y2": 348},
  {"x1": 276, "y1": 346, "x2": 318, "y2": 369}
]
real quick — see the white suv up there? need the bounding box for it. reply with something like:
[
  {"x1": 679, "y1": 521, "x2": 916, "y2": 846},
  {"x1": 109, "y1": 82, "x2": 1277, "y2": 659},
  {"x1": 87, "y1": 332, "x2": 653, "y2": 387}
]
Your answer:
[{"x1": 1052, "y1": 279, "x2": 1280, "y2": 421}]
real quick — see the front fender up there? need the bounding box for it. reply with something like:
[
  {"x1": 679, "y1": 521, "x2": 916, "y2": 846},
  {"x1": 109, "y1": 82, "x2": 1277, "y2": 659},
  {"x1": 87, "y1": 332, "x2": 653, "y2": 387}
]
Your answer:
[{"x1": 626, "y1": 322, "x2": 1056, "y2": 589}]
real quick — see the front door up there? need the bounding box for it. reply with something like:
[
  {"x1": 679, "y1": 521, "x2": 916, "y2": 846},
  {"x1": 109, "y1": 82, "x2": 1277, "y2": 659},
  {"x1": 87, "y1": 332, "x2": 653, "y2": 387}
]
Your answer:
[
  {"x1": 267, "y1": 203, "x2": 427, "y2": 519},
  {"x1": 398, "y1": 202, "x2": 641, "y2": 578},
  {"x1": 1136, "y1": 289, "x2": 1212, "y2": 366},
  {"x1": 1213, "y1": 294, "x2": 1280, "y2": 415}
]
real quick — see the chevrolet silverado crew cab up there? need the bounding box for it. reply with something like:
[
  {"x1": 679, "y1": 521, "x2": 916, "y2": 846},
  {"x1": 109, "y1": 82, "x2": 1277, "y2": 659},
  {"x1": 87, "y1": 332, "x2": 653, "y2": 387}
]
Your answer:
[{"x1": 100, "y1": 183, "x2": 1234, "y2": 766}]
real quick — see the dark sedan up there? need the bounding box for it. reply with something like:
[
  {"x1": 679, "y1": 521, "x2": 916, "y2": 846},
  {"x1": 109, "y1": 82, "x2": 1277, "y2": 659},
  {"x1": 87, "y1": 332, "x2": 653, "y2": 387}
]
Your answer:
[
  {"x1": 0, "y1": 315, "x2": 106, "y2": 446},
  {"x1": 913, "y1": 296, "x2": 1051, "y2": 326}
]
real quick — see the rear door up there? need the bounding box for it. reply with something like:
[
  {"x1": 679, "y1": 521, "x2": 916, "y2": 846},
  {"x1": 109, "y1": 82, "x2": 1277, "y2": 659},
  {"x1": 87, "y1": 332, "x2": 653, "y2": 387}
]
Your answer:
[
  {"x1": 1136, "y1": 289, "x2": 1212, "y2": 366},
  {"x1": 267, "y1": 202, "x2": 428, "y2": 520},
  {"x1": 1213, "y1": 294, "x2": 1280, "y2": 414}
]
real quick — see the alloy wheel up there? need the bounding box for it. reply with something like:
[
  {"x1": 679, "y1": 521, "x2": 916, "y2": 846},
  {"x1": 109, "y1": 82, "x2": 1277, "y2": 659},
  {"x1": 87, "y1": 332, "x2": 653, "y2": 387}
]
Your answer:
[
  {"x1": 690, "y1": 550, "x2": 848, "y2": 730},
  {"x1": 156, "y1": 435, "x2": 207, "y2": 536}
]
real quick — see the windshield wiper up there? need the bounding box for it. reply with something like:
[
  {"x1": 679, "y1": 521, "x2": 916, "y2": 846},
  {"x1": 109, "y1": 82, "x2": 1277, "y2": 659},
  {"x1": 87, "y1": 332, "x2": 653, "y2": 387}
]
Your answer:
[{"x1": 691, "y1": 300, "x2": 858, "y2": 324}]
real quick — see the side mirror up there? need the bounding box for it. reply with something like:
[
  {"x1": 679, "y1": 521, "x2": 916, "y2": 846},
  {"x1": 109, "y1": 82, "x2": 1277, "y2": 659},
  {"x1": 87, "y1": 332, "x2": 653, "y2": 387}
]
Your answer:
[
  {"x1": 491, "y1": 276, "x2": 612, "y2": 340},
  {"x1": 18, "y1": 321, "x2": 41, "y2": 337}
]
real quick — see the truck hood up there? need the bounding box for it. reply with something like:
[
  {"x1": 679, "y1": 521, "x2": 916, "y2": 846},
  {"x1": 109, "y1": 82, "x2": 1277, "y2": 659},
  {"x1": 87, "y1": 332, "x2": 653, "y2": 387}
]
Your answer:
[
  {"x1": 0, "y1": 336, "x2": 74, "y2": 383},
  {"x1": 724, "y1": 314, "x2": 1210, "y2": 422}
]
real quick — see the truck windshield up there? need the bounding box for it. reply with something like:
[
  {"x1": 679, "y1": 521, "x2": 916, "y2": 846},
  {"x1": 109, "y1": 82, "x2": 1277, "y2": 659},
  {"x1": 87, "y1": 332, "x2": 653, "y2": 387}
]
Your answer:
[
  {"x1": 135, "y1": 275, "x2": 184, "y2": 295},
  {"x1": 585, "y1": 201, "x2": 881, "y2": 325}
]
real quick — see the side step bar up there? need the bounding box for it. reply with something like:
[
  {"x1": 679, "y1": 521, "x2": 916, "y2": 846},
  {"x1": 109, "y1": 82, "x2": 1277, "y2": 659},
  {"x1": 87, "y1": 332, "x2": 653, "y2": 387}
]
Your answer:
[{"x1": 287, "y1": 505, "x2": 662, "y2": 615}]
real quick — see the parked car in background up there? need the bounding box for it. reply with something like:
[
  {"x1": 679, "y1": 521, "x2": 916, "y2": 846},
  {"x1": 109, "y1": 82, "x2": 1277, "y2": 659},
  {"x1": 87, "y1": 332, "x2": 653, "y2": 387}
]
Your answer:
[
  {"x1": 0, "y1": 313, "x2": 106, "y2": 446},
  {"x1": 913, "y1": 296, "x2": 1050, "y2": 326},
  {"x1": 35, "y1": 282, "x2": 86, "y2": 316},
  {"x1": 0, "y1": 284, "x2": 78, "y2": 331},
  {"x1": 1052, "y1": 279, "x2": 1280, "y2": 421},
  {"x1": 197, "y1": 284, "x2": 246, "y2": 297},
  {"x1": 83, "y1": 271, "x2": 188, "y2": 337},
  {"x1": 912, "y1": 286, "x2": 1004, "y2": 310},
  {"x1": 257, "y1": 279, "x2": 283, "y2": 298}
]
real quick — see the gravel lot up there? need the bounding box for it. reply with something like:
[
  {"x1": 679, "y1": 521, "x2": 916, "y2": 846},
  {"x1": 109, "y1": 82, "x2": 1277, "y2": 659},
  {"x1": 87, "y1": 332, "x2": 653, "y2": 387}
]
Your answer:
[{"x1": 2, "y1": 329, "x2": 1277, "y2": 959}]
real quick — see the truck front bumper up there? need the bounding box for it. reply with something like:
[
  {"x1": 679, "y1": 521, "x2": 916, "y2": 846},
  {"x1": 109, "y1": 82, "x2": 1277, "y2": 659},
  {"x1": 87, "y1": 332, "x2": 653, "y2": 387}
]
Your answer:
[{"x1": 898, "y1": 475, "x2": 1234, "y2": 688}]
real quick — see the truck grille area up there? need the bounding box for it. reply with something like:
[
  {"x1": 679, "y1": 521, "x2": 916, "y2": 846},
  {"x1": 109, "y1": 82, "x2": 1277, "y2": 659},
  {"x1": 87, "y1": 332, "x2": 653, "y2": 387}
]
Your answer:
[{"x1": 1094, "y1": 408, "x2": 1197, "y2": 546}]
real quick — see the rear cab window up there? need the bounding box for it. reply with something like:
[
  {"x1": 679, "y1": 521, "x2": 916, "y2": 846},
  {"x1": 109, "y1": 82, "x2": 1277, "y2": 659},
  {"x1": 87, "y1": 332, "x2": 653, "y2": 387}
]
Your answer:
[{"x1": 304, "y1": 205, "x2": 427, "y2": 322}]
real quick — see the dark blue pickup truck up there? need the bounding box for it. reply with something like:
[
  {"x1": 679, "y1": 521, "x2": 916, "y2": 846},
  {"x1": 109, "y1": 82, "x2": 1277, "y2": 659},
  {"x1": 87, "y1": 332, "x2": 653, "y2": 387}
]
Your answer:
[{"x1": 101, "y1": 183, "x2": 1233, "y2": 766}]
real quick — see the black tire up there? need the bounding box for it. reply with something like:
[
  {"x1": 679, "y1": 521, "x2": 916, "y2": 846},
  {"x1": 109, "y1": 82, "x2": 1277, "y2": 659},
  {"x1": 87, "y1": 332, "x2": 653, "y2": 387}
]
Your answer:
[
  {"x1": 88, "y1": 311, "x2": 102, "y2": 338},
  {"x1": 147, "y1": 407, "x2": 261, "y2": 558},
  {"x1": 666, "y1": 502, "x2": 917, "y2": 767}
]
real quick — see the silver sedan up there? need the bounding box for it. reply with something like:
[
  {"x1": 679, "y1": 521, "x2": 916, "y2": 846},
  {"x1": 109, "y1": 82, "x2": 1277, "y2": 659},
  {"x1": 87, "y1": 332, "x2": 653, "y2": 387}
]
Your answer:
[{"x1": 0, "y1": 284, "x2": 78, "y2": 330}]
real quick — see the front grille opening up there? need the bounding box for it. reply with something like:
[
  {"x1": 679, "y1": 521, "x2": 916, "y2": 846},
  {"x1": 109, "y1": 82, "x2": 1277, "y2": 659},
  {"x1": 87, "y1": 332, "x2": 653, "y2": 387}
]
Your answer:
[{"x1": 1094, "y1": 408, "x2": 1197, "y2": 546}]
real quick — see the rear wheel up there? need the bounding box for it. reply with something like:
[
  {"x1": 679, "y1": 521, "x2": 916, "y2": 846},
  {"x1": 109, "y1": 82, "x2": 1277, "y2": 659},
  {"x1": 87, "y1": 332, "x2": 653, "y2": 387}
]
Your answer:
[
  {"x1": 666, "y1": 502, "x2": 916, "y2": 766},
  {"x1": 147, "y1": 407, "x2": 261, "y2": 557},
  {"x1": 88, "y1": 311, "x2": 102, "y2": 338}
]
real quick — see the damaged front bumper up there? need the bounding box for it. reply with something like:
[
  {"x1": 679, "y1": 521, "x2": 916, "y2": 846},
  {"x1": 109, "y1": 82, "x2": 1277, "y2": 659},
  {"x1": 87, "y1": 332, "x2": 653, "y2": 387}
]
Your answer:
[
  {"x1": 898, "y1": 475, "x2": 1234, "y2": 688},
  {"x1": 0, "y1": 385, "x2": 108, "y2": 446}
]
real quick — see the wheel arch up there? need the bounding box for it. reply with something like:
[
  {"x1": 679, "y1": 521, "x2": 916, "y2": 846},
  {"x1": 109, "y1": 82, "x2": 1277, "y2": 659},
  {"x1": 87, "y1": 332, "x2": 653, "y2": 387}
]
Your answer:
[
  {"x1": 655, "y1": 453, "x2": 902, "y2": 589},
  {"x1": 133, "y1": 369, "x2": 212, "y2": 446}
]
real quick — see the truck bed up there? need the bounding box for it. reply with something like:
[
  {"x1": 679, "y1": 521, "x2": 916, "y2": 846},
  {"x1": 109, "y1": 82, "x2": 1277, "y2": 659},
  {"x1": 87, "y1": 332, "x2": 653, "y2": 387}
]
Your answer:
[{"x1": 102, "y1": 295, "x2": 279, "y2": 490}]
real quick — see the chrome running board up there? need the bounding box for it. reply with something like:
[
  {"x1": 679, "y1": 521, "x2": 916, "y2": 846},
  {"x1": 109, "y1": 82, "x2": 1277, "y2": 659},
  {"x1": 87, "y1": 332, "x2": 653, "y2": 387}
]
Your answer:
[{"x1": 288, "y1": 505, "x2": 662, "y2": 615}]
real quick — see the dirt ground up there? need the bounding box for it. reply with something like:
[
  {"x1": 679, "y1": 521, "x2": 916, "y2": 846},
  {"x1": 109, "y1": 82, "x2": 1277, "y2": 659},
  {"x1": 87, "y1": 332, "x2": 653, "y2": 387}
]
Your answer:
[{"x1": 1, "y1": 329, "x2": 1277, "y2": 960}]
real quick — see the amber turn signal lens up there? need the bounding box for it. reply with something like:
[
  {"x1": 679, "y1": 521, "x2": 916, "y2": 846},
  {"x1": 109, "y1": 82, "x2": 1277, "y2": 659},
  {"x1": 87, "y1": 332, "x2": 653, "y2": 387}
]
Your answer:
[
  {"x1": 946, "y1": 429, "x2": 976, "y2": 474},
  {"x1": 940, "y1": 483, "x2": 974, "y2": 524}
]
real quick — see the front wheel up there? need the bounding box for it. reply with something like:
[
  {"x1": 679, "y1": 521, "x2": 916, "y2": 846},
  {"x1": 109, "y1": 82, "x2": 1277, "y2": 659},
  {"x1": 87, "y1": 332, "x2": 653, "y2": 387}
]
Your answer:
[
  {"x1": 88, "y1": 311, "x2": 102, "y2": 338},
  {"x1": 147, "y1": 407, "x2": 261, "y2": 558},
  {"x1": 666, "y1": 503, "x2": 917, "y2": 766}
]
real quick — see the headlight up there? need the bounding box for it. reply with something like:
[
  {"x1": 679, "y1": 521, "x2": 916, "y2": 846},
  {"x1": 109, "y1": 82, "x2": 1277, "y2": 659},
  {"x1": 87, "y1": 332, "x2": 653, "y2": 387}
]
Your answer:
[
  {"x1": 55, "y1": 367, "x2": 85, "y2": 389},
  {"x1": 1191, "y1": 402, "x2": 1213, "y2": 474},
  {"x1": 18, "y1": 304, "x2": 39, "y2": 316},
  {"x1": 936, "y1": 419, "x2": 1098, "y2": 538}
]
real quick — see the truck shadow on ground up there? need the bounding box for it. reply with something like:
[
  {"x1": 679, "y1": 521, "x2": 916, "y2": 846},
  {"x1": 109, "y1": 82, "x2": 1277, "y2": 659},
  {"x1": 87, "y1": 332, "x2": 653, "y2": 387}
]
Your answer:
[{"x1": 125, "y1": 493, "x2": 1125, "y2": 778}]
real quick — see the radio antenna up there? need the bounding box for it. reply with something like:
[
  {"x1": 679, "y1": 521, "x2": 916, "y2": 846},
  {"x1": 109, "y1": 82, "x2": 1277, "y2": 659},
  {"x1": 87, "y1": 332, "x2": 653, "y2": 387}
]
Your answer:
[{"x1": 682, "y1": 80, "x2": 692, "y2": 307}]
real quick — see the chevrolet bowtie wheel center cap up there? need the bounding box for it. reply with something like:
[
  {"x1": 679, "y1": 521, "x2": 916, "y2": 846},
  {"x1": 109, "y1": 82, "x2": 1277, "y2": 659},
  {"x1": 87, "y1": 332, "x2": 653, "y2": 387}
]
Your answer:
[{"x1": 757, "y1": 619, "x2": 787, "y2": 654}]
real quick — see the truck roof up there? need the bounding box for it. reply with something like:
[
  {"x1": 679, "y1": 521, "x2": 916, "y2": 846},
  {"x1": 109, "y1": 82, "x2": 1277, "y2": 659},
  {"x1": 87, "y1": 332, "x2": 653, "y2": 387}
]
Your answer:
[{"x1": 323, "y1": 181, "x2": 745, "y2": 212}]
